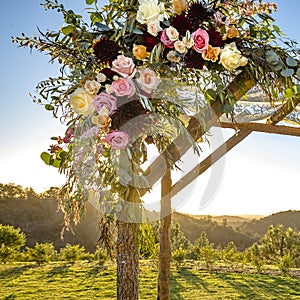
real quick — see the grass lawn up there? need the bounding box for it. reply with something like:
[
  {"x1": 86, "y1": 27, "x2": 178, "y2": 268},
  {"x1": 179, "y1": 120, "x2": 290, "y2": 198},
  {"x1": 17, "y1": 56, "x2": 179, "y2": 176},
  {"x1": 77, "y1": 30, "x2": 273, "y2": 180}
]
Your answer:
[{"x1": 0, "y1": 262, "x2": 300, "y2": 299}]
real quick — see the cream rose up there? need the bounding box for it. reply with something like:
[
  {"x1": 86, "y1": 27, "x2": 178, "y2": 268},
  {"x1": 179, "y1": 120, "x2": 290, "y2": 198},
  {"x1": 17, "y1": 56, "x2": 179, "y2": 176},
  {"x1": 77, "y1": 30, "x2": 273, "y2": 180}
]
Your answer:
[
  {"x1": 182, "y1": 36, "x2": 194, "y2": 49},
  {"x1": 166, "y1": 50, "x2": 180, "y2": 62},
  {"x1": 69, "y1": 88, "x2": 94, "y2": 116},
  {"x1": 166, "y1": 26, "x2": 179, "y2": 41},
  {"x1": 147, "y1": 21, "x2": 161, "y2": 36},
  {"x1": 84, "y1": 80, "x2": 101, "y2": 94},
  {"x1": 136, "y1": 68, "x2": 160, "y2": 94},
  {"x1": 111, "y1": 55, "x2": 136, "y2": 78},
  {"x1": 136, "y1": 0, "x2": 165, "y2": 25},
  {"x1": 219, "y1": 42, "x2": 248, "y2": 71},
  {"x1": 174, "y1": 40, "x2": 187, "y2": 54}
]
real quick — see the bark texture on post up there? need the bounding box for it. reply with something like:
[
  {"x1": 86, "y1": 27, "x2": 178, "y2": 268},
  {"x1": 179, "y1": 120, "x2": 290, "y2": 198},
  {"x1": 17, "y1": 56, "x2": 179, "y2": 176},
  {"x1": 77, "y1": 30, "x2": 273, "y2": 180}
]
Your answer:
[
  {"x1": 116, "y1": 188, "x2": 140, "y2": 300},
  {"x1": 158, "y1": 167, "x2": 172, "y2": 300},
  {"x1": 117, "y1": 220, "x2": 139, "y2": 300}
]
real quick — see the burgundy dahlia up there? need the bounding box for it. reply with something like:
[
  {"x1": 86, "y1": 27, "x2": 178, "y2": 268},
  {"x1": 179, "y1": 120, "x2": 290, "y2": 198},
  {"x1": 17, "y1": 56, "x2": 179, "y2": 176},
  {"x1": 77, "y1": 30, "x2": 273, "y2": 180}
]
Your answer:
[
  {"x1": 170, "y1": 14, "x2": 193, "y2": 36},
  {"x1": 185, "y1": 52, "x2": 205, "y2": 70},
  {"x1": 143, "y1": 33, "x2": 158, "y2": 51},
  {"x1": 93, "y1": 39, "x2": 120, "y2": 63},
  {"x1": 187, "y1": 2, "x2": 214, "y2": 30},
  {"x1": 207, "y1": 29, "x2": 224, "y2": 47}
]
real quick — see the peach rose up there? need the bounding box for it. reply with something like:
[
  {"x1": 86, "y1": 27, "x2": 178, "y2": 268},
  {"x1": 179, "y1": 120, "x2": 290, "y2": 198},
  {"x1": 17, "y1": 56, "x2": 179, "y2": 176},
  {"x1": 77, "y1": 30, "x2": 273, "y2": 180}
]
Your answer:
[
  {"x1": 172, "y1": 0, "x2": 188, "y2": 15},
  {"x1": 133, "y1": 44, "x2": 150, "y2": 60},
  {"x1": 224, "y1": 26, "x2": 239, "y2": 39},
  {"x1": 111, "y1": 78, "x2": 136, "y2": 98},
  {"x1": 91, "y1": 107, "x2": 111, "y2": 128},
  {"x1": 192, "y1": 28, "x2": 209, "y2": 53},
  {"x1": 111, "y1": 55, "x2": 136, "y2": 78},
  {"x1": 136, "y1": 68, "x2": 160, "y2": 94},
  {"x1": 202, "y1": 45, "x2": 220, "y2": 62},
  {"x1": 147, "y1": 21, "x2": 161, "y2": 36}
]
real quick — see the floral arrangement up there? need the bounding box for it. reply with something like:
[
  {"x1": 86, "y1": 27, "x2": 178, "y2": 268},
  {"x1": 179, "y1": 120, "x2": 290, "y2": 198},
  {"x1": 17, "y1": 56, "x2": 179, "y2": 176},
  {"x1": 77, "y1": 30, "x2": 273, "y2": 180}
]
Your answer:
[{"x1": 13, "y1": 0, "x2": 299, "y2": 224}]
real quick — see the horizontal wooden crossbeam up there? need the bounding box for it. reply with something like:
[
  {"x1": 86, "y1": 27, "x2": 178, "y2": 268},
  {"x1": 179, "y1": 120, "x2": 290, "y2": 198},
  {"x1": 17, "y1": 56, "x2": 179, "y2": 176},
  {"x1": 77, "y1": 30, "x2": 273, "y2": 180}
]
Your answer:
[{"x1": 219, "y1": 122, "x2": 300, "y2": 137}]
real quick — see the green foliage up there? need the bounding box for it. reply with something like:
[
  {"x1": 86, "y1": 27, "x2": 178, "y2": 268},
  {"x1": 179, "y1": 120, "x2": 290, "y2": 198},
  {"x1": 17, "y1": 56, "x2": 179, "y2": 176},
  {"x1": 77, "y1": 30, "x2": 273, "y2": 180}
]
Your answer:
[
  {"x1": 59, "y1": 244, "x2": 85, "y2": 263},
  {"x1": 172, "y1": 247, "x2": 187, "y2": 268},
  {"x1": 170, "y1": 223, "x2": 191, "y2": 252},
  {"x1": 94, "y1": 246, "x2": 109, "y2": 266},
  {"x1": 0, "y1": 225, "x2": 26, "y2": 263},
  {"x1": 26, "y1": 243, "x2": 55, "y2": 265},
  {"x1": 138, "y1": 223, "x2": 158, "y2": 259}
]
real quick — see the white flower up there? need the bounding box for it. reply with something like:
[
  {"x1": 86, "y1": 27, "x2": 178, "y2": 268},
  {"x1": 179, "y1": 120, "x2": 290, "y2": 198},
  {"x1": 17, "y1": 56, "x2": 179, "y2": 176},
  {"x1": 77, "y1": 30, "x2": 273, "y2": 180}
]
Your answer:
[
  {"x1": 137, "y1": 0, "x2": 165, "y2": 25},
  {"x1": 69, "y1": 88, "x2": 94, "y2": 116},
  {"x1": 147, "y1": 21, "x2": 161, "y2": 36},
  {"x1": 174, "y1": 40, "x2": 187, "y2": 54},
  {"x1": 166, "y1": 26, "x2": 179, "y2": 41},
  {"x1": 182, "y1": 36, "x2": 194, "y2": 49},
  {"x1": 96, "y1": 73, "x2": 107, "y2": 83},
  {"x1": 84, "y1": 80, "x2": 101, "y2": 95},
  {"x1": 219, "y1": 42, "x2": 248, "y2": 72}
]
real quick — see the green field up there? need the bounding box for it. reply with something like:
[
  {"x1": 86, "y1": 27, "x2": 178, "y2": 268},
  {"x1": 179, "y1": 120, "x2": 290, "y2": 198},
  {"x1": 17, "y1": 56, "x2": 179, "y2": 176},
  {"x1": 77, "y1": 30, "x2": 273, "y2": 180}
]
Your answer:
[{"x1": 0, "y1": 262, "x2": 300, "y2": 299}]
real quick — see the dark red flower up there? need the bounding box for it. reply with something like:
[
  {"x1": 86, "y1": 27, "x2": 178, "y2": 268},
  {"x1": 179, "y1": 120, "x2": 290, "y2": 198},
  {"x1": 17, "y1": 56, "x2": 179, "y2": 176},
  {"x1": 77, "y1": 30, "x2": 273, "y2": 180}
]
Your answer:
[
  {"x1": 185, "y1": 52, "x2": 205, "y2": 70},
  {"x1": 100, "y1": 68, "x2": 118, "y2": 80},
  {"x1": 93, "y1": 39, "x2": 120, "y2": 63},
  {"x1": 143, "y1": 33, "x2": 158, "y2": 51},
  {"x1": 170, "y1": 14, "x2": 193, "y2": 36},
  {"x1": 207, "y1": 29, "x2": 224, "y2": 47},
  {"x1": 187, "y1": 2, "x2": 214, "y2": 30}
]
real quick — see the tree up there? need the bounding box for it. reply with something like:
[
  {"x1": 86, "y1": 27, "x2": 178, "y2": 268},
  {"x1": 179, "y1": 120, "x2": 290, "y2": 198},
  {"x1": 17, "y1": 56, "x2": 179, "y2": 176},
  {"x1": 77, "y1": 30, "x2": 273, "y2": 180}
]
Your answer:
[
  {"x1": 60, "y1": 244, "x2": 86, "y2": 264},
  {"x1": 0, "y1": 224, "x2": 26, "y2": 263},
  {"x1": 138, "y1": 222, "x2": 158, "y2": 259}
]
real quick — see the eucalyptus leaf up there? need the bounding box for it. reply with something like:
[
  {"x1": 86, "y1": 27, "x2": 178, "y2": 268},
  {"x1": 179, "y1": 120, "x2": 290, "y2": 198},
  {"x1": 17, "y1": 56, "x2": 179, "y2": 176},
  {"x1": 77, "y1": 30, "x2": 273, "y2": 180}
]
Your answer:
[
  {"x1": 60, "y1": 25, "x2": 75, "y2": 35},
  {"x1": 86, "y1": 0, "x2": 95, "y2": 4},
  {"x1": 296, "y1": 68, "x2": 300, "y2": 80},
  {"x1": 286, "y1": 56, "x2": 297, "y2": 67},
  {"x1": 95, "y1": 22, "x2": 111, "y2": 31},
  {"x1": 41, "y1": 152, "x2": 51, "y2": 165},
  {"x1": 281, "y1": 69, "x2": 294, "y2": 77}
]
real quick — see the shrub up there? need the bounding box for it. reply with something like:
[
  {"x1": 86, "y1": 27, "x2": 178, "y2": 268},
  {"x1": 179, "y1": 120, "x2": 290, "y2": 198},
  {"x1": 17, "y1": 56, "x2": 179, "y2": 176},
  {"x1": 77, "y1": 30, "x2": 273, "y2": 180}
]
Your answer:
[
  {"x1": 26, "y1": 242, "x2": 55, "y2": 265},
  {"x1": 60, "y1": 244, "x2": 85, "y2": 263},
  {"x1": 0, "y1": 224, "x2": 26, "y2": 263}
]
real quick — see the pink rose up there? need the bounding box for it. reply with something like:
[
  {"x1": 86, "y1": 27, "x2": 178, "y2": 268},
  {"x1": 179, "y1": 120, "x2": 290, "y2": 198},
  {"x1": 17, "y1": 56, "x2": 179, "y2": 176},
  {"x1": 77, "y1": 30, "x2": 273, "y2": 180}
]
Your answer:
[
  {"x1": 93, "y1": 93, "x2": 117, "y2": 115},
  {"x1": 192, "y1": 28, "x2": 209, "y2": 53},
  {"x1": 111, "y1": 78, "x2": 136, "y2": 98},
  {"x1": 111, "y1": 55, "x2": 136, "y2": 78},
  {"x1": 104, "y1": 131, "x2": 130, "y2": 150},
  {"x1": 136, "y1": 68, "x2": 160, "y2": 94},
  {"x1": 160, "y1": 29, "x2": 175, "y2": 48}
]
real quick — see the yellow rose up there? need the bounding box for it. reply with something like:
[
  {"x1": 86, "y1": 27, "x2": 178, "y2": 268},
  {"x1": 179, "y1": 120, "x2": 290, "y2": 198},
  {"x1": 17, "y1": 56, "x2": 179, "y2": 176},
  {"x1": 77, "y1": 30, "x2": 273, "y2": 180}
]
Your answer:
[
  {"x1": 172, "y1": 0, "x2": 188, "y2": 15},
  {"x1": 133, "y1": 45, "x2": 150, "y2": 60},
  {"x1": 69, "y1": 88, "x2": 94, "y2": 115},
  {"x1": 202, "y1": 45, "x2": 220, "y2": 62}
]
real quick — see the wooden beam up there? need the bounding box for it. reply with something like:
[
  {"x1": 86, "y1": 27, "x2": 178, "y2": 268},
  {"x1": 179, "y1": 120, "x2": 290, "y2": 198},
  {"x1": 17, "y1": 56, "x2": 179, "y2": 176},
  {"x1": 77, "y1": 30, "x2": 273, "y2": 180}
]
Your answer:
[
  {"x1": 170, "y1": 129, "x2": 251, "y2": 198},
  {"x1": 140, "y1": 70, "x2": 255, "y2": 196},
  {"x1": 170, "y1": 97, "x2": 300, "y2": 197},
  {"x1": 219, "y1": 122, "x2": 300, "y2": 137}
]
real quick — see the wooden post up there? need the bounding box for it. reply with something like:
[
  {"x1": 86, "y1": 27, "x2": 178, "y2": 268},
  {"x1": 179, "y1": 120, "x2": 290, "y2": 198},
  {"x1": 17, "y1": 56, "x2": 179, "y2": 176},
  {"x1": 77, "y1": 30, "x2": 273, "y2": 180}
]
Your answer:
[{"x1": 158, "y1": 167, "x2": 172, "y2": 300}]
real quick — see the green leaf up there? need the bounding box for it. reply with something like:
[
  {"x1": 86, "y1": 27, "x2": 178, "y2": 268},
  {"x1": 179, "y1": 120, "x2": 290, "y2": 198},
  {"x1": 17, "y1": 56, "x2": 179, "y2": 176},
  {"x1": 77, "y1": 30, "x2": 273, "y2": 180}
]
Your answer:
[
  {"x1": 284, "y1": 88, "x2": 294, "y2": 99},
  {"x1": 86, "y1": 0, "x2": 95, "y2": 4},
  {"x1": 50, "y1": 158, "x2": 61, "y2": 168},
  {"x1": 60, "y1": 25, "x2": 75, "y2": 35},
  {"x1": 45, "y1": 104, "x2": 54, "y2": 111},
  {"x1": 296, "y1": 68, "x2": 300, "y2": 80},
  {"x1": 41, "y1": 152, "x2": 51, "y2": 165},
  {"x1": 286, "y1": 56, "x2": 298, "y2": 67},
  {"x1": 281, "y1": 69, "x2": 294, "y2": 77},
  {"x1": 204, "y1": 89, "x2": 217, "y2": 102}
]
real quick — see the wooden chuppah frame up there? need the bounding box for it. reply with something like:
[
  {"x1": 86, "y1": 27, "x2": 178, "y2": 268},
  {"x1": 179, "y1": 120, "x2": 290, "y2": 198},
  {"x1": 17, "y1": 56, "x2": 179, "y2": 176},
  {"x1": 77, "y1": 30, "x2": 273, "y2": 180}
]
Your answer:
[{"x1": 140, "y1": 69, "x2": 300, "y2": 300}]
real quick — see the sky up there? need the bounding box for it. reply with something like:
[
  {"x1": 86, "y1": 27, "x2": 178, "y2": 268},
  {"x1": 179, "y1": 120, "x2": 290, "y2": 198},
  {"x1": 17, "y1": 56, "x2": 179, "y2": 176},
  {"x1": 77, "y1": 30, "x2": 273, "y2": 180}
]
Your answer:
[{"x1": 0, "y1": 0, "x2": 299, "y2": 216}]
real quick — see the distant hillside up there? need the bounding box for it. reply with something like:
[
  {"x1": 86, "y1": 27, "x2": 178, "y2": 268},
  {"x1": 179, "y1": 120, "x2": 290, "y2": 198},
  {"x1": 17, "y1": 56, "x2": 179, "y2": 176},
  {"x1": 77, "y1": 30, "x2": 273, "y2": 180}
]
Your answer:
[
  {"x1": 240, "y1": 210, "x2": 300, "y2": 237},
  {"x1": 0, "y1": 198, "x2": 101, "y2": 252}
]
